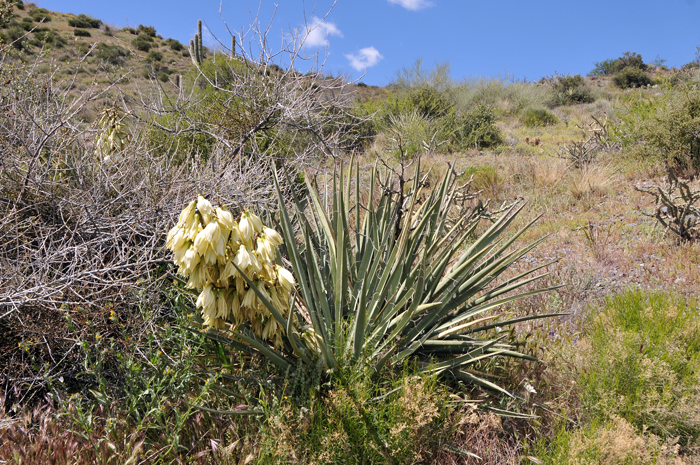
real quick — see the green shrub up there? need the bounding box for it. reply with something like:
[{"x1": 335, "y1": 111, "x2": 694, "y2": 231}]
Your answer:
[
  {"x1": 17, "y1": 17, "x2": 32, "y2": 31},
  {"x1": 520, "y1": 107, "x2": 559, "y2": 127},
  {"x1": 164, "y1": 37, "x2": 184, "y2": 51},
  {"x1": 92, "y1": 43, "x2": 130, "y2": 65},
  {"x1": 68, "y1": 14, "x2": 101, "y2": 29},
  {"x1": 28, "y1": 7, "x2": 50, "y2": 22},
  {"x1": 123, "y1": 26, "x2": 136, "y2": 35},
  {"x1": 1, "y1": 25, "x2": 26, "y2": 50},
  {"x1": 551, "y1": 75, "x2": 595, "y2": 105},
  {"x1": 381, "y1": 87, "x2": 454, "y2": 124},
  {"x1": 452, "y1": 104, "x2": 504, "y2": 148},
  {"x1": 588, "y1": 58, "x2": 618, "y2": 77},
  {"x1": 73, "y1": 28, "x2": 91, "y2": 37},
  {"x1": 579, "y1": 290, "x2": 700, "y2": 445},
  {"x1": 13, "y1": 0, "x2": 24, "y2": 10},
  {"x1": 613, "y1": 67, "x2": 654, "y2": 89},
  {"x1": 590, "y1": 52, "x2": 648, "y2": 76},
  {"x1": 146, "y1": 50, "x2": 162, "y2": 63},
  {"x1": 136, "y1": 24, "x2": 156, "y2": 37},
  {"x1": 634, "y1": 85, "x2": 700, "y2": 170},
  {"x1": 132, "y1": 33, "x2": 153, "y2": 52},
  {"x1": 33, "y1": 29, "x2": 65, "y2": 48}
]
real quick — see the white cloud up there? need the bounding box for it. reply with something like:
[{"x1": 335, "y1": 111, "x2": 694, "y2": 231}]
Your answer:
[
  {"x1": 388, "y1": 0, "x2": 434, "y2": 11},
  {"x1": 303, "y1": 16, "x2": 343, "y2": 47},
  {"x1": 345, "y1": 47, "x2": 384, "y2": 71}
]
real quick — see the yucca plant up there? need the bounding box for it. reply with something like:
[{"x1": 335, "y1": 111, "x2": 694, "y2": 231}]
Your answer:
[{"x1": 199, "y1": 161, "x2": 558, "y2": 399}]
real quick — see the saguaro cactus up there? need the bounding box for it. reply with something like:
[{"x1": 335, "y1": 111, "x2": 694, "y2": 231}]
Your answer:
[
  {"x1": 197, "y1": 19, "x2": 203, "y2": 60},
  {"x1": 231, "y1": 35, "x2": 236, "y2": 58}
]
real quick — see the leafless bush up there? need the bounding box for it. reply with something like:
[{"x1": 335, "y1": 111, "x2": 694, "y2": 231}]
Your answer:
[{"x1": 0, "y1": 6, "x2": 364, "y2": 403}]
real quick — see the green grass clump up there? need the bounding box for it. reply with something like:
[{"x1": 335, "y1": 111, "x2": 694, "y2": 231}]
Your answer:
[
  {"x1": 461, "y1": 165, "x2": 500, "y2": 195},
  {"x1": 581, "y1": 290, "x2": 700, "y2": 444}
]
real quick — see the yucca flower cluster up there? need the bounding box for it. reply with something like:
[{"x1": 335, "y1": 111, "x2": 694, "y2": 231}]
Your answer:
[{"x1": 166, "y1": 196, "x2": 295, "y2": 348}]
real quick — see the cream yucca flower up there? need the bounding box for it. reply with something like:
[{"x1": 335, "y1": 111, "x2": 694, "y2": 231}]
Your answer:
[
  {"x1": 196, "y1": 285, "x2": 216, "y2": 314},
  {"x1": 197, "y1": 195, "x2": 214, "y2": 223},
  {"x1": 257, "y1": 235, "x2": 275, "y2": 262},
  {"x1": 263, "y1": 228, "x2": 283, "y2": 247},
  {"x1": 167, "y1": 196, "x2": 296, "y2": 347},
  {"x1": 203, "y1": 222, "x2": 221, "y2": 246},
  {"x1": 239, "y1": 216, "x2": 253, "y2": 243},
  {"x1": 248, "y1": 211, "x2": 263, "y2": 233},
  {"x1": 277, "y1": 266, "x2": 295, "y2": 291}
]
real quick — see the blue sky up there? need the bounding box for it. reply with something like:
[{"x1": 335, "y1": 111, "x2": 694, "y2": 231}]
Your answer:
[{"x1": 36, "y1": 0, "x2": 700, "y2": 86}]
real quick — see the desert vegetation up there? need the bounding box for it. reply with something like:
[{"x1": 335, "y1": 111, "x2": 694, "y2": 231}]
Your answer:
[{"x1": 2, "y1": 1, "x2": 700, "y2": 463}]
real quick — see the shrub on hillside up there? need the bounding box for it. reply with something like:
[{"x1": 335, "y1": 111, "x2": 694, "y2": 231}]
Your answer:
[
  {"x1": 451, "y1": 104, "x2": 504, "y2": 149},
  {"x1": 633, "y1": 85, "x2": 700, "y2": 171},
  {"x1": 28, "y1": 7, "x2": 50, "y2": 22},
  {"x1": 590, "y1": 51, "x2": 648, "y2": 76},
  {"x1": 1, "y1": 25, "x2": 26, "y2": 50},
  {"x1": 68, "y1": 14, "x2": 101, "y2": 29},
  {"x1": 165, "y1": 37, "x2": 184, "y2": 51},
  {"x1": 73, "y1": 28, "x2": 91, "y2": 37},
  {"x1": 34, "y1": 29, "x2": 66, "y2": 48},
  {"x1": 613, "y1": 67, "x2": 653, "y2": 89},
  {"x1": 520, "y1": 106, "x2": 559, "y2": 127},
  {"x1": 132, "y1": 33, "x2": 153, "y2": 52},
  {"x1": 92, "y1": 43, "x2": 130, "y2": 65},
  {"x1": 146, "y1": 50, "x2": 162, "y2": 63},
  {"x1": 551, "y1": 74, "x2": 595, "y2": 105},
  {"x1": 136, "y1": 24, "x2": 156, "y2": 37}
]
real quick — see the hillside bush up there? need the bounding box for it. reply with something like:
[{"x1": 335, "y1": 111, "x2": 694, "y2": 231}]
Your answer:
[
  {"x1": 1, "y1": 25, "x2": 26, "y2": 50},
  {"x1": 452, "y1": 104, "x2": 504, "y2": 148},
  {"x1": 136, "y1": 24, "x2": 156, "y2": 37},
  {"x1": 68, "y1": 14, "x2": 101, "y2": 29},
  {"x1": 165, "y1": 37, "x2": 184, "y2": 51},
  {"x1": 551, "y1": 74, "x2": 595, "y2": 105},
  {"x1": 590, "y1": 51, "x2": 648, "y2": 76},
  {"x1": 73, "y1": 28, "x2": 91, "y2": 37},
  {"x1": 132, "y1": 33, "x2": 153, "y2": 52},
  {"x1": 613, "y1": 66, "x2": 654, "y2": 89},
  {"x1": 145, "y1": 50, "x2": 162, "y2": 63},
  {"x1": 28, "y1": 7, "x2": 50, "y2": 22},
  {"x1": 520, "y1": 107, "x2": 559, "y2": 127},
  {"x1": 92, "y1": 43, "x2": 129, "y2": 65},
  {"x1": 629, "y1": 85, "x2": 700, "y2": 171}
]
